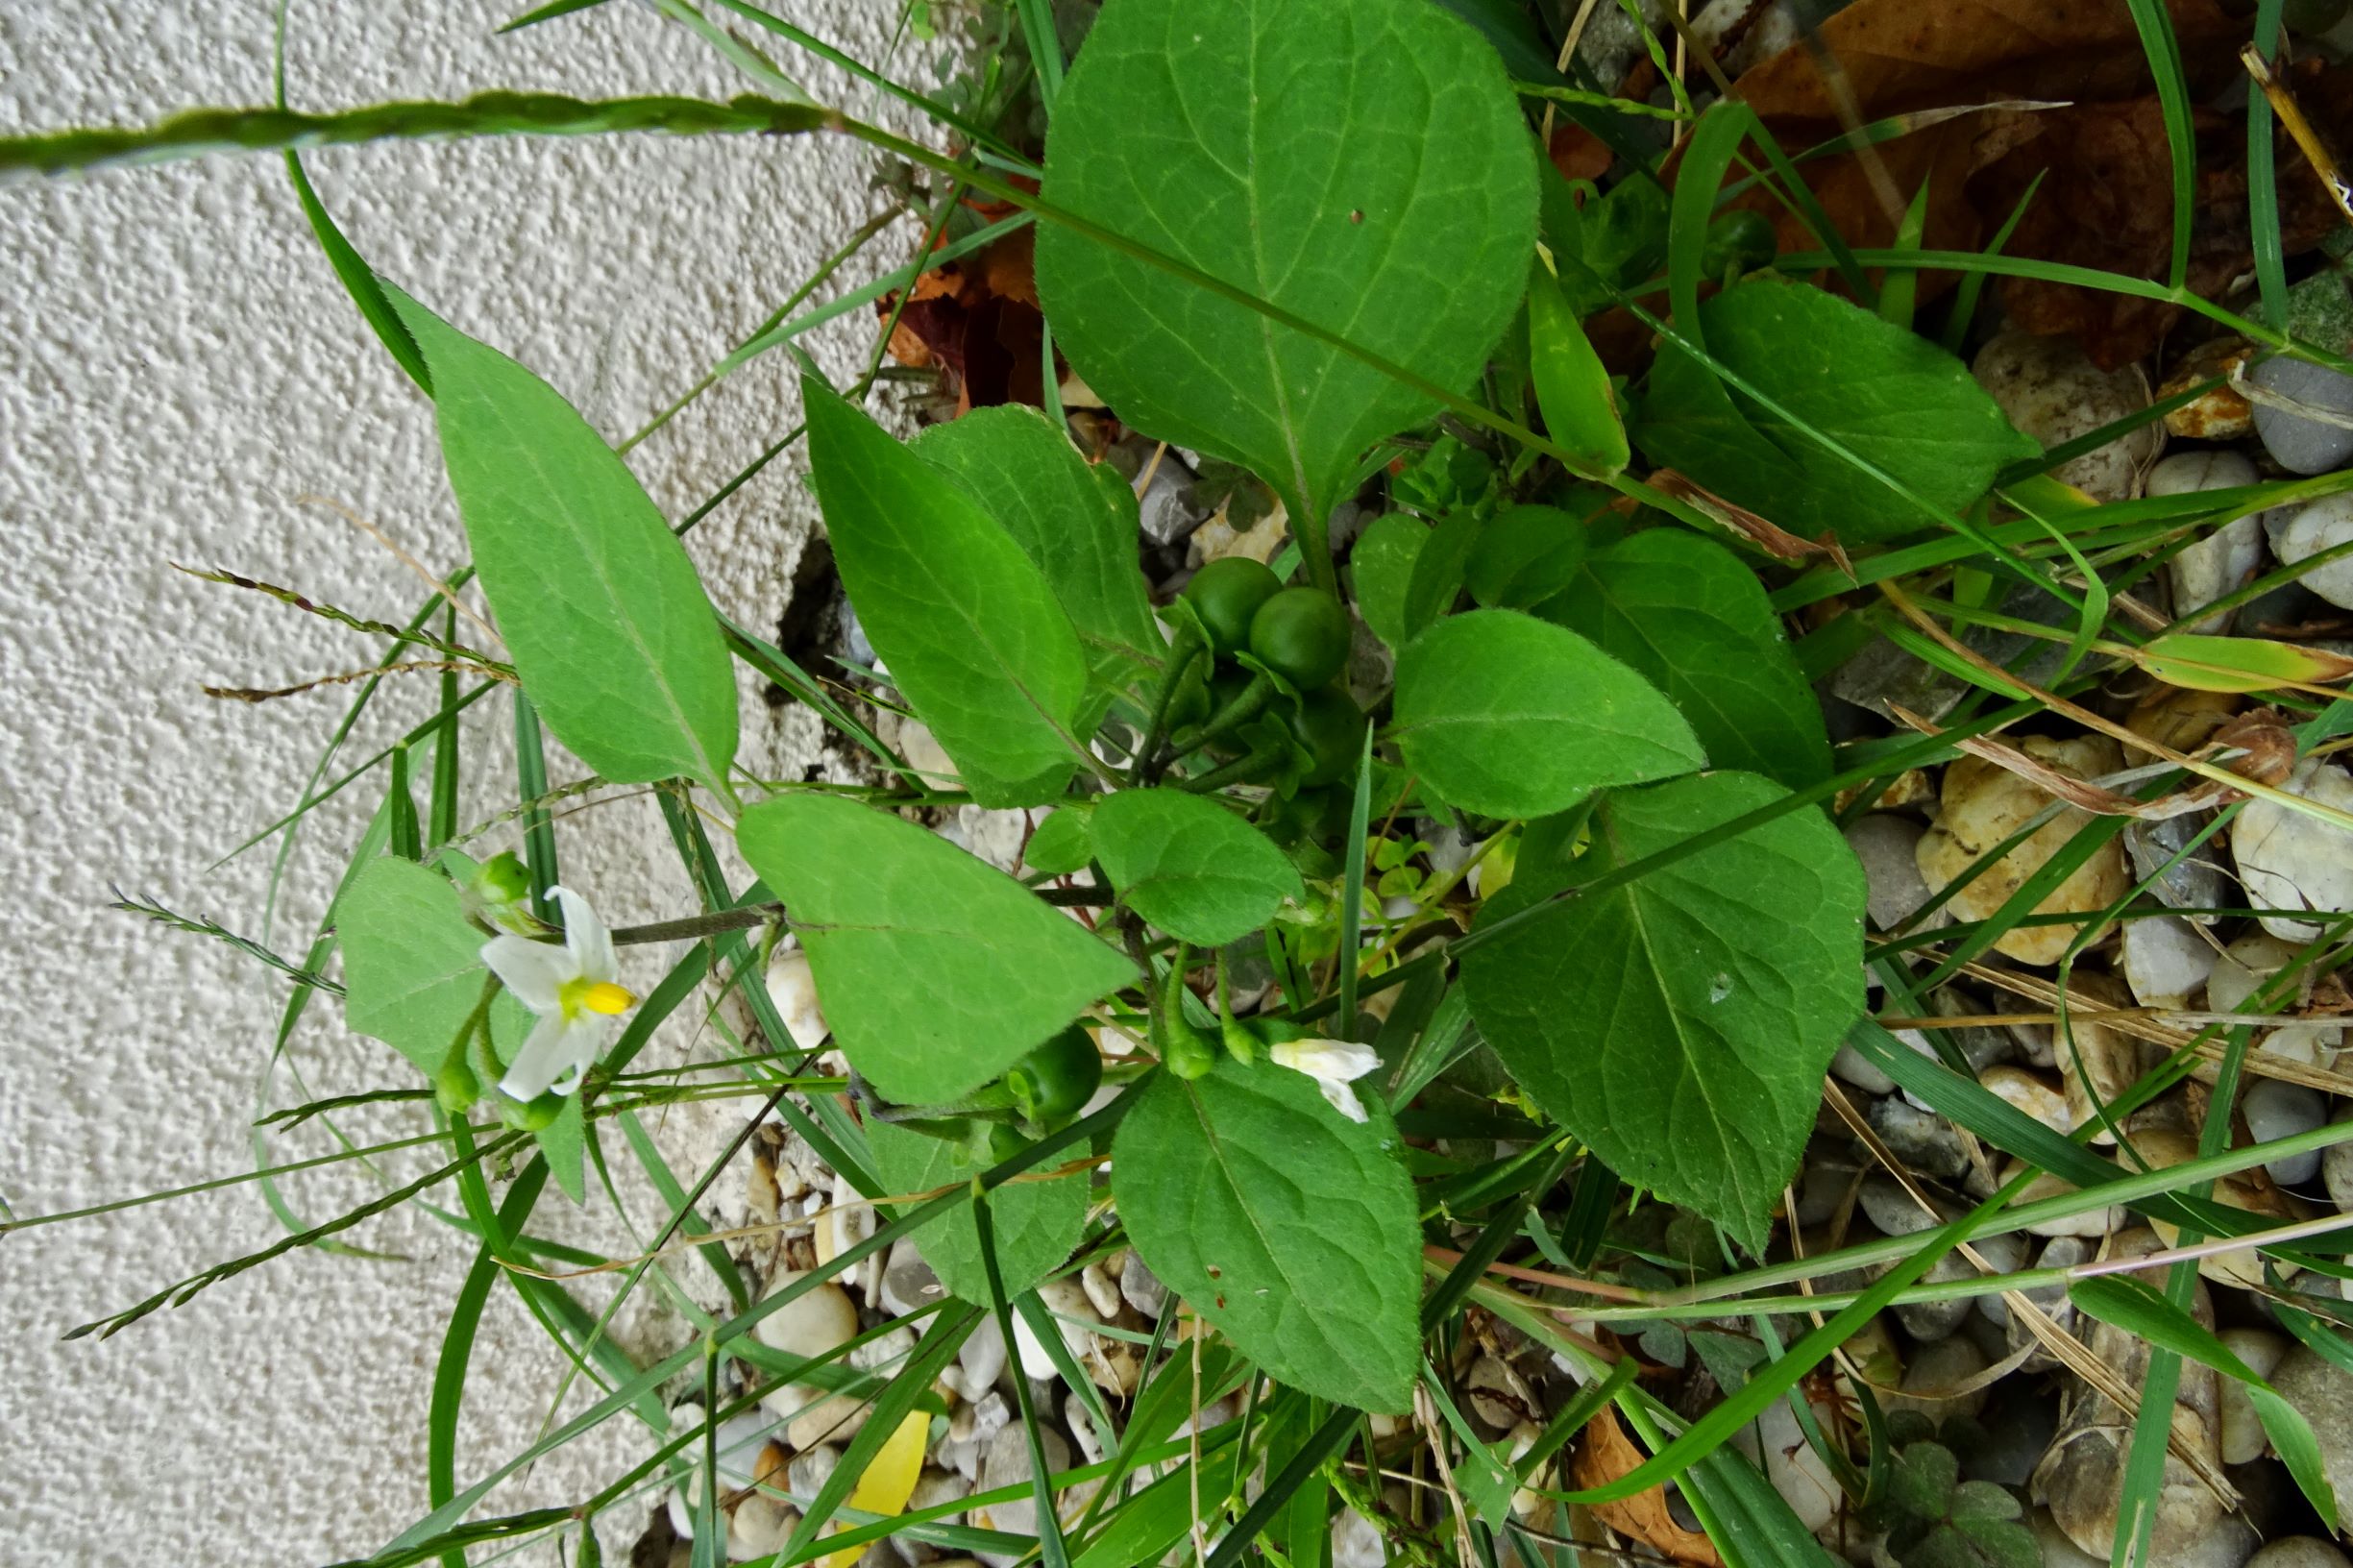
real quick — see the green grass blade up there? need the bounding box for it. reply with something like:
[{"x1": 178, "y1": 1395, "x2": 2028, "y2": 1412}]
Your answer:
[
  {"x1": 430, "y1": 1158, "x2": 550, "y2": 1568},
  {"x1": 2121, "y1": 0, "x2": 2196, "y2": 290},
  {"x1": 0, "y1": 93, "x2": 830, "y2": 177}
]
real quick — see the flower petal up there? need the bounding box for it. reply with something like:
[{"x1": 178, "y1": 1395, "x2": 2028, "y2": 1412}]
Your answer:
[
  {"x1": 499, "y1": 1012, "x2": 596, "y2": 1101},
  {"x1": 482, "y1": 933, "x2": 574, "y2": 1011},
  {"x1": 552, "y1": 885, "x2": 618, "y2": 984},
  {"x1": 1318, "y1": 1078, "x2": 1370, "y2": 1123},
  {"x1": 1270, "y1": 1038, "x2": 1380, "y2": 1086}
]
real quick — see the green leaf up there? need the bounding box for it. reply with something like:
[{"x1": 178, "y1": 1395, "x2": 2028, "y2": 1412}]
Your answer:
[
  {"x1": 384, "y1": 288, "x2": 739, "y2": 794},
  {"x1": 1389, "y1": 608, "x2": 1704, "y2": 820},
  {"x1": 1091, "y1": 789, "x2": 1304, "y2": 946},
  {"x1": 2136, "y1": 632, "x2": 2353, "y2": 694},
  {"x1": 1111, "y1": 1057, "x2": 1421, "y2": 1411},
  {"x1": 1635, "y1": 276, "x2": 2038, "y2": 544},
  {"x1": 803, "y1": 375, "x2": 1093, "y2": 806},
  {"x1": 867, "y1": 1119, "x2": 1087, "y2": 1303},
  {"x1": 913, "y1": 405, "x2": 1164, "y2": 715},
  {"x1": 2070, "y1": 1274, "x2": 2340, "y2": 1530},
  {"x1": 735, "y1": 794, "x2": 1137, "y2": 1103},
  {"x1": 1023, "y1": 808, "x2": 1096, "y2": 878},
  {"x1": 1528, "y1": 259, "x2": 1630, "y2": 477},
  {"x1": 339, "y1": 858, "x2": 527, "y2": 1075},
  {"x1": 535, "y1": 1093, "x2": 588, "y2": 1203},
  {"x1": 1402, "y1": 510, "x2": 1483, "y2": 641},
  {"x1": 1461, "y1": 772, "x2": 1866, "y2": 1249},
  {"x1": 1543, "y1": 529, "x2": 1831, "y2": 787},
  {"x1": 1351, "y1": 512, "x2": 1429, "y2": 649},
  {"x1": 1034, "y1": 0, "x2": 1538, "y2": 532},
  {"x1": 1464, "y1": 502, "x2": 1588, "y2": 610}
]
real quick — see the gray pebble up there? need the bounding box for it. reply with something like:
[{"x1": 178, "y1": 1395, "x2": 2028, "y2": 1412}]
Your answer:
[
  {"x1": 2252, "y1": 356, "x2": 2353, "y2": 474},
  {"x1": 2242, "y1": 1077, "x2": 2327, "y2": 1185}
]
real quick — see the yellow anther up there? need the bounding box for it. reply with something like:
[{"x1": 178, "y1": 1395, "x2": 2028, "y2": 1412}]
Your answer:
[{"x1": 582, "y1": 980, "x2": 635, "y2": 1016}]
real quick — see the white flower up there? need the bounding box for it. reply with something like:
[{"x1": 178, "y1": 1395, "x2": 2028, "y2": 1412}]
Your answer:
[
  {"x1": 481, "y1": 886, "x2": 634, "y2": 1101},
  {"x1": 1269, "y1": 1038, "x2": 1381, "y2": 1123}
]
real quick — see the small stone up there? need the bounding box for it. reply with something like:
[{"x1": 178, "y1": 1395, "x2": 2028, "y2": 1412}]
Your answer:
[
  {"x1": 2122, "y1": 914, "x2": 2217, "y2": 1011},
  {"x1": 1845, "y1": 813, "x2": 1937, "y2": 933},
  {"x1": 2267, "y1": 494, "x2": 2353, "y2": 609},
  {"x1": 2325, "y1": 1105, "x2": 2353, "y2": 1213},
  {"x1": 1973, "y1": 331, "x2": 2162, "y2": 501},
  {"x1": 972, "y1": 1424, "x2": 1073, "y2": 1556},
  {"x1": 1136, "y1": 453, "x2": 1207, "y2": 547},
  {"x1": 2003, "y1": 1161, "x2": 2123, "y2": 1238},
  {"x1": 789, "y1": 1444, "x2": 841, "y2": 1502},
  {"x1": 2148, "y1": 451, "x2": 2266, "y2": 632},
  {"x1": 2004, "y1": 1236, "x2": 2092, "y2": 1369},
  {"x1": 1331, "y1": 1508, "x2": 1387, "y2": 1568},
  {"x1": 2270, "y1": 1348, "x2": 2353, "y2": 1526},
  {"x1": 1866, "y1": 1094, "x2": 1972, "y2": 1180},
  {"x1": 1730, "y1": 1397, "x2": 1842, "y2": 1531},
  {"x1": 2207, "y1": 930, "x2": 2313, "y2": 1017},
  {"x1": 2031, "y1": 1506, "x2": 2103, "y2": 1568},
  {"x1": 1979, "y1": 1065, "x2": 2074, "y2": 1135},
  {"x1": 2134, "y1": 1127, "x2": 2298, "y2": 1287},
  {"x1": 2242, "y1": 1077, "x2": 2327, "y2": 1185},
  {"x1": 1080, "y1": 1261, "x2": 1124, "y2": 1322},
  {"x1": 1466, "y1": 1356, "x2": 1539, "y2": 1431},
  {"x1": 2245, "y1": 1541, "x2": 2353, "y2": 1568},
  {"x1": 1012, "y1": 1274, "x2": 1098, "y2": 1383},
  {"x1": 2124, "y1": 813, "x2": 2229, "y2": 922},
  {"x1": 768, "y1": 946, "x2": 830, "y2": 1051},
  {"x1": 2033, "y1": 1230, "x2": 2223, "y2": 1561},
  {"x1": 1884, "y1": 1335, "x2": 1991, "y2": 1423},
  {"x1": 881, "y1": 1239, "x2": 948, "y2": 1319},
  {"x1": 1916, "y1": 738, "x2": 2132, "y2": 967},
  {"x1": 2251, "y1": 355, "x2": 2353, "y2": 474},
  {"x1": 1829, "y1": 1041, "x2": 1899, "y2": 1096},
  {"x1": 2159, "y1": 338, "x2": 2257, "y2": 441},
  {"x1": 1118, "y1": 1250, "x2": 1167, "y2": 1319},
  {"x1": 753, "y1": 1270, "x2": 860, "y2": 1365},
  {"x1": 788, "y1": 1391, "x2": 872, "y2": 1452},
  {"x1": 2049, "y1": 981, "x2": 2149, "y2": 1146},
  {"x1": 1960, "y1": 1377, "x2": 2059, "y2": 1485},
  {"x1": 2215, "y1": 1327, "x2": 2288, "y2": 1463},
  {"x1": 958, "y1": 1314, "x2": 1007, "y2": 1398},
  {"x1": 2234, "y1": 756, "x2": 2353, "y2": 941}
]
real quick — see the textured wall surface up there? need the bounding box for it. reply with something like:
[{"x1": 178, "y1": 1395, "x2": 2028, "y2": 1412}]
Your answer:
[{"x1": 0, "y1": 4, "x2": 946, "y2": 1560}]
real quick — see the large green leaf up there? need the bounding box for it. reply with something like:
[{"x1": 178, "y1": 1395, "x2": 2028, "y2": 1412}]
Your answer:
[
  {"x1": 1034, "y1": 0, "x2": 1537, "y2": 535},
  {"x1": 802, "y1": 375, "x2": 1092, "y2": 807},
  {"x1": 385, "y1": 289, "x2": 738, "y2": 794},
  {"x1": 339, "y1": 857, "x2": 479, "y2": 1076},
  {"x1": 1389, "y1": 609, "x2": 1703, "y2": 820},
  {"x1": 340, "y1": 857, "x2": 526, "y2": 1075},
  {"x1": 867, "y1": 1118, "x2": 1088, "y2": 1304},
  {"x1": 1543, "y1": 530, "x2": 1830, "y2": 788},
  {"x1": 1634, "y1": 276, "x2": 2039, "y2": 544},
  {"x1": 1090, "y1": 788, "x2": 1303, "y2": 945},
  {"x1": 1112, "y1": 1057, "x2": 1420, "y2": 1411},
  {"x1": 735, "y1": 794, "x2": 1136, "y2": 1103},
  {"x1": 1350, "y1": 512, "x2": 1429, "y2": 650},
  {"x1": 1528, "y1": 258, "x2": 1629, "y2": 477},
  {"x1": 1461, "y1": 772, "x2": 1866, "y2": 1249},
  {"x1": 913, "y1": 405, "x2": 1164, "y2": 715}
]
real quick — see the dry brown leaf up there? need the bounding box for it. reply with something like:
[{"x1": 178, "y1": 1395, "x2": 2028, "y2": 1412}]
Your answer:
[
  {"x1": 1570, "y1": 1409, "x2": 1722, "y2": 1567},
  {"x1": 1713, "y1": 0, "x2": 2348, "y2": 365},
  {"x1": 1650, "y1": 468, "x2": 1856, "y2": 576},
  {"x1": 1887, "y1": 701, "x2": 2298, "y2": 819}
]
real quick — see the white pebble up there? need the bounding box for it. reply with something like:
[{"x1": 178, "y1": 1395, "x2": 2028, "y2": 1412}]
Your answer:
[
  {"x1": 766, "y1": 946, "x2": 830, "y2": 1051},
  {"x1": 2267, "y1": 494, "x2": 2353, "y2": 609},
  {"x1": 2216, "y1": 1327, "x2": 2288, "y2": 1463},
  {"x1": 2148, "y1": 451, "x2": 2266, "y2": 632},
  {"x1": 2122, "y1": 914, "x2": 2216, "y2": 1010},
  {"x1": 2234, "y1": 758, "x2": 2353, "y2": 942}
]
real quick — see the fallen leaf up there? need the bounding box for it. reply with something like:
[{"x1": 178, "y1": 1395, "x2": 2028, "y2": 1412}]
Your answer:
[
  {"x1": 1713, "y1": 0, "x2": 2350, "y2": 365},
  {"x1": 1570, "y1": 1408, "x2": 1721, "y2": 1567},
  {"x1": 1648, "y1": 467, "x2": 1855, "y2": 576},
  {"x1": 1889, "y1": 701, "x2": 2298, "y2": 819},
  {"x1": 823, "y1": 1410, "x2": 931, "y2": 1568}
]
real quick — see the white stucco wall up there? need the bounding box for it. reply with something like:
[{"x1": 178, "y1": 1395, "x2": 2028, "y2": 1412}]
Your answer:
[{"x1": 0, "y1": 4, "x2": 949, "y2": 1561}]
